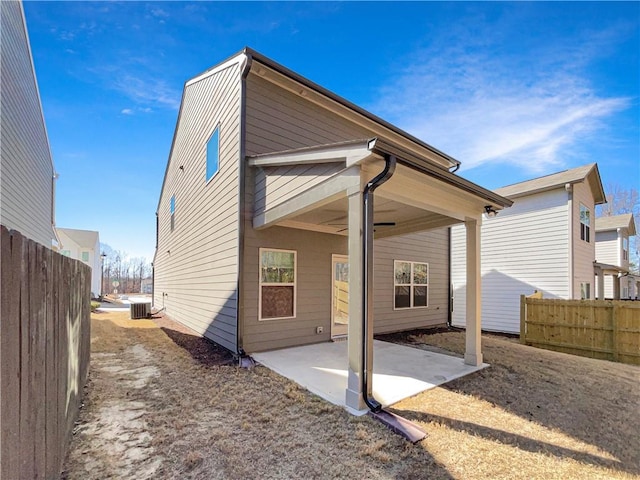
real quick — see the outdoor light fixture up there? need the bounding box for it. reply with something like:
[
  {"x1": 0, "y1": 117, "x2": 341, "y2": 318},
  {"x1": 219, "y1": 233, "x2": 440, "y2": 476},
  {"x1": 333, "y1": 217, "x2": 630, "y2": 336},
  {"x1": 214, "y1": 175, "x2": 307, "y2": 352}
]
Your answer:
[{"x1": 484, "y1": 205, "x2": 498, "y2": 217}]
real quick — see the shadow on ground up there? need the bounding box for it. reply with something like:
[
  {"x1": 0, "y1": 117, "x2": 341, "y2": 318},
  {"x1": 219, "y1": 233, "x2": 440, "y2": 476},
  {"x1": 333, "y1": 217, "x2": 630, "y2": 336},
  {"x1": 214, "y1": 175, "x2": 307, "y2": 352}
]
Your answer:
[
  {"x1": 159, "y1": 326, "x2": 235, "y2": 367},
  {"x1": 381, "y1": 327, "x2": 640, "y2": 476}
]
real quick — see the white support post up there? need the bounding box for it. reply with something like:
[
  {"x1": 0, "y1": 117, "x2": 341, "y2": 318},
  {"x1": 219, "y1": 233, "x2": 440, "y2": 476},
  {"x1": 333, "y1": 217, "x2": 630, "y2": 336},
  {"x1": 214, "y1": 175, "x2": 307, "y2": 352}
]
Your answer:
[
  {"x1": 595, "y1": 266, "x2": 604, "y2": 300},
  {"x1": 465, "y1": 218, "x2": 483, "y2": 366},
  {"x1": 345, "y1": 189, "x2": 366, "y2": 411},
  {"x1": 613, "y1": 274, "x2": 621, "y2": 300}
]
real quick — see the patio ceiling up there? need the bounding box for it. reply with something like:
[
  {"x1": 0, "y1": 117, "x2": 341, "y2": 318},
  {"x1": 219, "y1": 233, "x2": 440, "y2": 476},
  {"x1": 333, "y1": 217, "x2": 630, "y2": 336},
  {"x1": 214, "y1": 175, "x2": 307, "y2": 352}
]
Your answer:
[{"x1": 278, "y1": 195, "x2": 459, "y2": 239}]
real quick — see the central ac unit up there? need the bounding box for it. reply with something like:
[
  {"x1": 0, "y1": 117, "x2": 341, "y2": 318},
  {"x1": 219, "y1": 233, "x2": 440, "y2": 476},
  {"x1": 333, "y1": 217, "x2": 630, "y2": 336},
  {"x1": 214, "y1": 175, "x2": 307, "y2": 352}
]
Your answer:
[{"x1": 130, "y1": 302, "x2": 151, "y2": 319}]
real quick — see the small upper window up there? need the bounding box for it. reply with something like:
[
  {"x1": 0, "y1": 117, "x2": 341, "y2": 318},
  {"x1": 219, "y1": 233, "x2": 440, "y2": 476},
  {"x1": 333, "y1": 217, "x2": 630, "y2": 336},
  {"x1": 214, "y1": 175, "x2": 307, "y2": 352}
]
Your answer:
[
  {"x1": 623, "y1": 237, "x2": 629, "y2": 261},
  {"x1": 580, "y1": 282, "x2": 591, "y2": 300},
  {"x1": 170, "y1": 195, "x2": 176, "y2": 231},
  {"x1": 579, "y1": 204, "x2": 590, "y2": 242},
  {"x1": 81, "y1": 251, "x2": 89, "y2": 262},
  {"x1": 394, "y1": 260, "x2": 429, "y2": 309},
  {"x1": 206, "y1": 126, "x2": 220, "y2": 182},
  {"x1": 61, "y1": 250, "x2": 70, "y2": 257}
]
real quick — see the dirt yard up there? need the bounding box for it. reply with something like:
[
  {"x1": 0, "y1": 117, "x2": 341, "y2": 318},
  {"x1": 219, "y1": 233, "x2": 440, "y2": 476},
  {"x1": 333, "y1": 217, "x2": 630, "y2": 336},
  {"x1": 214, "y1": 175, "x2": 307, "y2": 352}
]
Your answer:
[{"x1": 63, "y1": 311, "x2": 640, "y2": 479}]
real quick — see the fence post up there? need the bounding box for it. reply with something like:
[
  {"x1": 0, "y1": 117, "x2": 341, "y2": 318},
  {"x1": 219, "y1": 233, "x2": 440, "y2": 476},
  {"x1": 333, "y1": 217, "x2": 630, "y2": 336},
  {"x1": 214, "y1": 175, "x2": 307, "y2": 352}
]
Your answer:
[
  {"x1": 520, "y1": 295, "x2": 526, "y2": 344},
  {"x1": 612, "y1": 303, "x2": 619, "y2": 362}
]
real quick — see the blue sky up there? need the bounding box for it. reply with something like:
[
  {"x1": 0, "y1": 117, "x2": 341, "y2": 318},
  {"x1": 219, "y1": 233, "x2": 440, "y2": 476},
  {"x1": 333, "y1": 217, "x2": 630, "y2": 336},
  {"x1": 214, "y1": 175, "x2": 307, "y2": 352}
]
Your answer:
[{"x1": 24, "y1": 1, "x2": 639, "y2": 261}]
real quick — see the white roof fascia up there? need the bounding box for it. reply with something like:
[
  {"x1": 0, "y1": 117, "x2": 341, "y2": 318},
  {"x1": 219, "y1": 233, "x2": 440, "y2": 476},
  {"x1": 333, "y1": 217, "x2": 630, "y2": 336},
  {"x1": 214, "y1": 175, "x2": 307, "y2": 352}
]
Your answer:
[
  {"x1": 247, "y1": 142, "x2": 378, "y2": 168},
  {"x1": 186, "y1": 52, "x2": 247, "y2": 87}
]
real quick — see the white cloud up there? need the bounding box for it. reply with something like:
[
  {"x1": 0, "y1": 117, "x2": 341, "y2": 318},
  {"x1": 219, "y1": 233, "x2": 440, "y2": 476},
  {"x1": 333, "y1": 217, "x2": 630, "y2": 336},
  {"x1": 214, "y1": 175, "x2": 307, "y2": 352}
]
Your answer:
[
  {"x1": 112, "y1": 75, "x2": 180, "y2": 110},
  {"x1": 370, "y1": 38, "x2": 629, "y2": 174},
  {"x1": 150, "y1": 8, "x2": 169, "y2": 18},
  {"x1": 121, "y1": 108, "x2": 134, "y2": 115}
]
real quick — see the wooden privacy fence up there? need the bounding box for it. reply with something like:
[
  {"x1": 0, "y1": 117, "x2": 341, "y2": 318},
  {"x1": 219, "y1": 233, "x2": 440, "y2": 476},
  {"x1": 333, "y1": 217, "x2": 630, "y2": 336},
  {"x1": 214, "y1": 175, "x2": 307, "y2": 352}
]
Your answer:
[
  {"x1": 1, "y1": 226, "x2": 91, "y2": 479},
  {"x1": 520, "y1": 295, "x2": 640, "y2": 365}
]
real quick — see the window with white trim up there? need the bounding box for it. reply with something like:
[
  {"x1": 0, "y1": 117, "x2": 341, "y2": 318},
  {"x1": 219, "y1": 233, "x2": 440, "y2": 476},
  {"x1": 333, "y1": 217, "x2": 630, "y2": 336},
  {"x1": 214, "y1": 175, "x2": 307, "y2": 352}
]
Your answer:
[
  {"x1": 579, "y1": 204, "x2": 590, "y2": 242},
  {"x1": 206, "y1": 126, "x2": 220, "y2": 182},
  {"x1": 580, "y1": 282, "x2": 591, "y2": 300},
  {"x1": 81, "y1": 251, "x2": 89, "y2": 262},
  {"x1": 394, "y1": 260, "x2": 428, "y2": 309},
  {"x1": 170, "y1": 195, "x2": 175, "y2": 231},
  {"x1": 61, "y1": 250, "x2": 70, "y2": 257},
  {"x1": 623, "y1": 237, "x2": 629, "y2": 261},
  {"x1": 259, "y1": 248, "x2": 296, "y2": 320}
]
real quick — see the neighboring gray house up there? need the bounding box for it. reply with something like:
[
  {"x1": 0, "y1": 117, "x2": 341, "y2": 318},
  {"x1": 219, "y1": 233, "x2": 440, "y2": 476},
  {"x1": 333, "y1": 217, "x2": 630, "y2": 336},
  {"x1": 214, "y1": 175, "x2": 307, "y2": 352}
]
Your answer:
[
  {"x1": 594, "y1": 214, "x2": 638, "y2": 299},
  {"x1": 57, "y1": 228, "x2": 102, "y2": 297},
  {"x1": 451, "y1": 164, "x2": 606, "y2": 334},
  {"x1": 1, "y1": 0, "x2": 58, "y2": 247},
  {"x1": 153, "y1": 48, "x2": 511, "y2": 411}
]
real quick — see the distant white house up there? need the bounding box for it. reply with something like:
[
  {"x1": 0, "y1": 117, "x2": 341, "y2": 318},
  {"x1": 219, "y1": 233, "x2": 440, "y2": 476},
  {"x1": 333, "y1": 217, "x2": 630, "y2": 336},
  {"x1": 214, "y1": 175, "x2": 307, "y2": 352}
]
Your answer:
[
  {"x1": 594, "y1": 214, "x2": 638, "y2": 299},
  {"x1": 57, "y1": 228, "x2": 102, "y2": 297},
  {"x1": 451, "y1": 163, "x2": 606, "y2": 334}
]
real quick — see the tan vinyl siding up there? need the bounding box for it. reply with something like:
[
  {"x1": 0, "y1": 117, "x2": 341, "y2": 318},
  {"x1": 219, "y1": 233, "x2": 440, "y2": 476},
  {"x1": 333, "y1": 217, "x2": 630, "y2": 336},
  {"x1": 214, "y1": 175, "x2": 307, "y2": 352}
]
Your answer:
[
  {"x1": 452, "y1": 189, "x2": 570, "y2": 333},
  {"x1": 153, "y1": 62, "x2": 242, "y2": 352},
  {"x1": 241, "y1": 221, "x2": 347, "y2": 353},
  {"x1": 254, "y1": 162, "x2": 345, "y2": 214},
  {"x1": 245, "y1": 73, "x2": 372, "y2": 156},
  {"x1": 1, "y1": 1, "x2": 54, "y2": 246},
  {"x1": 373, "y1": 230, "x2": 449, "y2": 332},
  {"x1": 571, "y1": 181, "x2": 596, "y2": 298},
  {"x1": 241, "y1": 218, "x2": 449, "y2": 352}
]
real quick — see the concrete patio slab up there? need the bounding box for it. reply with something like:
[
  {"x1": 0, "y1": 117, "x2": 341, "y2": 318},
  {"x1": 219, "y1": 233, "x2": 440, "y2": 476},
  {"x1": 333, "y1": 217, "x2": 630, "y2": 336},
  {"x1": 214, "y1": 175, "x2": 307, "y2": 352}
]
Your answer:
[{"x1": 252, "y1": 340, "x2": 487, "y2": 415}]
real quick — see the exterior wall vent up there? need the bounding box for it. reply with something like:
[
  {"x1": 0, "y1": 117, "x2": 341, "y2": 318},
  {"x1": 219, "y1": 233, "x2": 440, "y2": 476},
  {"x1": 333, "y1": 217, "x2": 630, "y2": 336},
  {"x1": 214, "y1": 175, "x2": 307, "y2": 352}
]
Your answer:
[{"x1": 130, "y1": 303, "x2": 151, "y2": 319}]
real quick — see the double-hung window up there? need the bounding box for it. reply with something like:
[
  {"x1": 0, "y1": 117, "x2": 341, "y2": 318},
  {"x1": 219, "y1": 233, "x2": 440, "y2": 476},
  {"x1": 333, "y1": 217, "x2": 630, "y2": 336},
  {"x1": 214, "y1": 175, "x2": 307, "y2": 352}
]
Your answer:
[
  {"x1": 394, "y1": 260, "x2": 429, "y2": 309},
  {"x1": 579, "y1": 204, "x2": 590, "y2": 242},
  {"x1": 259, "y1": 248, "x2": 296, "y2": 320},
  {"x1": 623, "y1": 237, "x2": 629, "y2": 261}
]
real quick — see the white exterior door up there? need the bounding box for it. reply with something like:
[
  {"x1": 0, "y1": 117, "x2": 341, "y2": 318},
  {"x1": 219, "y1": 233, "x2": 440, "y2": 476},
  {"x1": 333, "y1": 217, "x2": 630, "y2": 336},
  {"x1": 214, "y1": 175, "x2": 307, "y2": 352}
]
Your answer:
[{"x1": 331, "y1": 255, "x2": 349, "y2": 338}]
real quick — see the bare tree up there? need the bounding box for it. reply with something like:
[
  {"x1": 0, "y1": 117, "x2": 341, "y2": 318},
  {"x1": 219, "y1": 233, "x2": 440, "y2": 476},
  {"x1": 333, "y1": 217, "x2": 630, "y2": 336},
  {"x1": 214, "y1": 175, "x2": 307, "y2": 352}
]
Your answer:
[
  {"x1": 597, "y1": 184, "x2": 639, "y2": 273},
  {"x1": 99, "y1": 243, "x2": 152, "y2": 294}
]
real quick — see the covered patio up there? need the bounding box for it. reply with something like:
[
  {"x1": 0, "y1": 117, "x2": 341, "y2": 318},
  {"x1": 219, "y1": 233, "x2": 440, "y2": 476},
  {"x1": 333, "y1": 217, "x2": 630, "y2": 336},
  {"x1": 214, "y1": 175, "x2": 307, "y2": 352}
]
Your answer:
[
  {"x1": 249, "y1": 137, "x2": 512, "y2": 413},
  {"x1": 252, "y1": 340, "x2": 487, "y2": 414}
]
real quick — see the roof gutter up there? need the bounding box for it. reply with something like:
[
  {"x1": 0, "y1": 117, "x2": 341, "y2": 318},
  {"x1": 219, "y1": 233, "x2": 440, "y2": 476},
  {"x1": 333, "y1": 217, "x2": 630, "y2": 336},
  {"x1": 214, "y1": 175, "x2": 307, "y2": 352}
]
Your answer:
[{"x1": 368, "y1": 138, "x2": 512, "y2": 208}]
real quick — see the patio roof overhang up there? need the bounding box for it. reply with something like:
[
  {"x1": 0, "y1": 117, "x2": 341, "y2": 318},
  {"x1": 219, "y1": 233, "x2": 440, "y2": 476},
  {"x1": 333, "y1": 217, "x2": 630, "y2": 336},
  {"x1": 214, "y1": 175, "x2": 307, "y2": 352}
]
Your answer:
[
  {"x1": 248, "y1": 138, "x2": 512, "y2": 238},
  {"x1": 247, "y1": 138, "x2": 512, "y2": 413}
]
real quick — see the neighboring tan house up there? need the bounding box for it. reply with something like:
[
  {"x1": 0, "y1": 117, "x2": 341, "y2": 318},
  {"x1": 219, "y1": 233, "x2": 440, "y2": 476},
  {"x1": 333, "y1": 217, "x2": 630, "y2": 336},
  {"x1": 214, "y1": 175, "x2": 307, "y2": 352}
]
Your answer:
[
  {"x1": 451, "y1": 163, "x2": 606, "y2": 334},
  {"x1": 1, "y1": 0, "x2": 58, "y2": 247},
  {"x1": 153, "y1": 47, "x2": 511, "y2": 411},
  {"x1": 57, "y1": 228, "x2": 102, "y2": 297},
  {"x1": 594, "y1": 214, "x2": 639, "y2": 299}
]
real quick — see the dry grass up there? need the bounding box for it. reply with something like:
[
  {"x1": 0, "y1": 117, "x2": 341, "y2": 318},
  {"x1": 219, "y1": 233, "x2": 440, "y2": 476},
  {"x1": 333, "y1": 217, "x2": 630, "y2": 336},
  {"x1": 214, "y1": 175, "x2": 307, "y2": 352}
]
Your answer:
[{"x1": 64, "y1": 313, "x2": 640, "y2": 479}]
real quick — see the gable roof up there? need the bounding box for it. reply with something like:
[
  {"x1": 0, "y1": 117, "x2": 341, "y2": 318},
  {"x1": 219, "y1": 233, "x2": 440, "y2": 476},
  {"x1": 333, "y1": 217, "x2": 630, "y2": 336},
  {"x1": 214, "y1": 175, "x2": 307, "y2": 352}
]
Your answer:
[
  {"x1": 595, "y1": 213, "x2": 637, "y2": 235},
  {"x1": 57, "y1": 228, "x2": 99, "y2": 249},
  {"x1": 495, "y1": 163, "x2": 606, "y2": 204}
]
